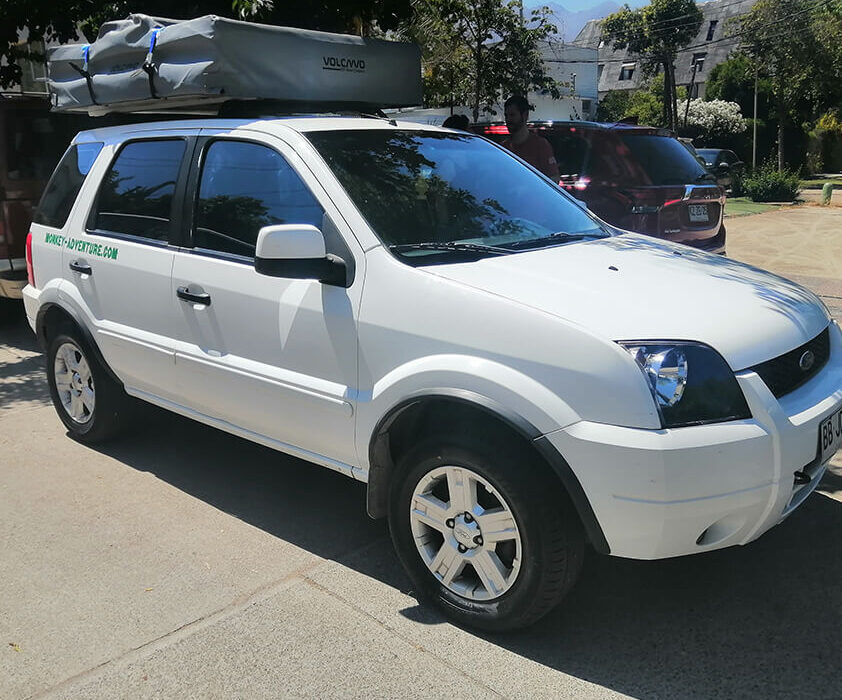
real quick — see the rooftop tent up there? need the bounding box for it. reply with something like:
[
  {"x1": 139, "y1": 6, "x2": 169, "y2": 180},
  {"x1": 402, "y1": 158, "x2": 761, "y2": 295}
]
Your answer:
[{"x1": 47, "y1": 14, "x2": 423, "y2": 115}]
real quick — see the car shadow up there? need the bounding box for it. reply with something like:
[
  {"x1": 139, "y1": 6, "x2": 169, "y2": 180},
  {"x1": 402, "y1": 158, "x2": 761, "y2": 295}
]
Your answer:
[{"x1": 90, "y1": 400, "x2": 842, "y2": 700}]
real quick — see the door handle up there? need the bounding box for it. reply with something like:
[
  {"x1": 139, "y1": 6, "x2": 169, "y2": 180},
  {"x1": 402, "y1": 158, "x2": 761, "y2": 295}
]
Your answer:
[
  {"x1": 177, "y1": 286, "x2": 211, "y2": 306},
  {"x1": 69, "y1": 260, "x2": 92, "y2": 275}
]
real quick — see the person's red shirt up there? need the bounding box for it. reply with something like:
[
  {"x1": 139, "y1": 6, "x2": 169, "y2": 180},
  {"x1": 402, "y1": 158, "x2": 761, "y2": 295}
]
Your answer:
[{"x1": 503, "y1": 132, "x2": 560, "y2": 181}]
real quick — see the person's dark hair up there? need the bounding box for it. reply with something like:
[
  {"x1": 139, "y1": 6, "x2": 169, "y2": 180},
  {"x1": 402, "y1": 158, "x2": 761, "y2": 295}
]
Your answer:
[
  {"x1": 504, "y1": 95, "x2": 530, "y2": 115},
  {"x1": 442, "y1": 114, "x2": 470, "y2": 130}
]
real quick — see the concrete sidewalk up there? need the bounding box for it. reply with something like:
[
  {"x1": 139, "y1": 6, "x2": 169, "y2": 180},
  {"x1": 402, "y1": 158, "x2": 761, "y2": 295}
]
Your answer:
[{"x1": 726, "y1": 205, "x2": 842, "y2": 319}]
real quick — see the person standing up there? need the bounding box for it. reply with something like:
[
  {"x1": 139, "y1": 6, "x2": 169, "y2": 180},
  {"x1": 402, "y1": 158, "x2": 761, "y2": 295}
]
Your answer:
[{"x1": 502, "y1": 95, "x2": 559, "y2": 181}]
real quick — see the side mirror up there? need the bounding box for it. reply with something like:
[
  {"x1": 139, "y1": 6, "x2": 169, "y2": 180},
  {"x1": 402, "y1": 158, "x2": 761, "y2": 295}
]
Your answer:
[{"x1": 254, "y1": 224, "x2": 348, "y2": 287}]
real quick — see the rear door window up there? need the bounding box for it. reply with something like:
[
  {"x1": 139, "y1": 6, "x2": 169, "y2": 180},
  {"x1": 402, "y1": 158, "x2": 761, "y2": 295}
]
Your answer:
[
  {"x1": 92, "y1": 139, "x2": 187, "y2": 241},
  {"x1": 33, "y1": 142, "x2": 104, "y2": 228}
]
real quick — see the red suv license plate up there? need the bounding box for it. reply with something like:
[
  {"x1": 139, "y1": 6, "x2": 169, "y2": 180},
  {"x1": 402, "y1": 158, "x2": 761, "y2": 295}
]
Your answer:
[
  {"x1": 820, "y1": 407, "x2": 842, "y2": 463},
  {"x1": 688, "y1": 204, "x2": 709, "y2": 223}
]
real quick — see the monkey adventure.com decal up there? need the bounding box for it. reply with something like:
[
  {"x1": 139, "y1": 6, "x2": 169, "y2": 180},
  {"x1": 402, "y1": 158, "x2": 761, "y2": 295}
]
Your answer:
[{"x1": 45, "y1": 233, "x2": 119, "y2": 260}]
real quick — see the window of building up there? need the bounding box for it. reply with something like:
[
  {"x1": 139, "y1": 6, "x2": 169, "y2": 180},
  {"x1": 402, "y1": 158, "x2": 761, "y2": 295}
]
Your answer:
[
  {"x1": 706, "y1": 20, "x2": 718, "y2": 41},
  {"x1": 193, "y1": 140, "x2": 324, "y2": 258},
  {"x1": 692, "y1": 53, "x2": 707, "y2": 73},
  {"x1": 690, "y1": 82, "x2": 701, "y2": 99},
  {"x1": 597, "y1": 64, "x2": 604, "y2": 81},
  {"x1": 619, "y1": 63, "x2": 636, "y2": 81},
  {"x1": 93, "y1": 139, "x2": 186, "y2": 241},
  {"x1": 598, "y1": 39, "x2": 605, "y2": 49},
  {"x1": 581, "y1": 99, "x2": 593, "y2": 117}
]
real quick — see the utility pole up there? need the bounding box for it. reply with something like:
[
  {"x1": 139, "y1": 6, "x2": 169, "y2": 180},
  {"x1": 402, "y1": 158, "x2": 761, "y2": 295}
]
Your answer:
[
  {"x1": 752, "y1": 68, "x2": 758, "y2": 169},
  {"x1": 683, "y1": 62, "x2": 698, "y2": 129}
]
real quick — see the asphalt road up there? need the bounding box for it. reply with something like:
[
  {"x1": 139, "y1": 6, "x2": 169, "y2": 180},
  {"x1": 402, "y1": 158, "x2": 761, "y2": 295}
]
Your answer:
[{"x1": 2, "y1": 208, "x2": 841, "y2": 699}]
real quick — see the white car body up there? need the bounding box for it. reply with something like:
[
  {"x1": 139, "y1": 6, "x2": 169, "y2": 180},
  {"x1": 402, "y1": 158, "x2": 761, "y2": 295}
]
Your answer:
[{"x1": 23, "y1": 117, "x2": 842, "y2": 572}]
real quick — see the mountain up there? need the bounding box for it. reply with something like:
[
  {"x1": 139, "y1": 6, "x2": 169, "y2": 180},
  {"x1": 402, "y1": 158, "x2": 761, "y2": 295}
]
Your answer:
[{"x1": 524, "y1": 0, "x2": 641, "y2": 42}]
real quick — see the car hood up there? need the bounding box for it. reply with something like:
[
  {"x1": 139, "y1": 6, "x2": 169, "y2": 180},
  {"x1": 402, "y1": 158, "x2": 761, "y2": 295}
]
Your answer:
[{"x1": 427, "y1": 233, "x2": 830, "y2": 370}]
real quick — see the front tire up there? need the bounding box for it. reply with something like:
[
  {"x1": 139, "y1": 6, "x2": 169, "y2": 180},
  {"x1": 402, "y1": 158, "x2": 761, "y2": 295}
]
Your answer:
[
  {"x1": 389, "y1": 434, "x2": 584, "y2": 631},
  {"x1": 46, "y1": 328, "x2": 131, "y2": 443}
]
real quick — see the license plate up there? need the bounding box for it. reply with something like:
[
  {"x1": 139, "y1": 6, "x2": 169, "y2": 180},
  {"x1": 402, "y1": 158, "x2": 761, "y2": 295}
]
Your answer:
[
  {"x1": 688, "y1": 204, "x2": 709, "y2": 223},
  {"x1": 820, "y1": 408, "x2": 842, "y2": 464}
]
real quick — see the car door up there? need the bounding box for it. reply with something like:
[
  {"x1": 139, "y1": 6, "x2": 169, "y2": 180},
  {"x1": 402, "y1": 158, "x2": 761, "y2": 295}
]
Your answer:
[
  {"x1": 65, "y1": 133, "x2": 193, "y2": 401},
  {"x1": 170, "y1": 131, "x2": 363, "y2": 472}
]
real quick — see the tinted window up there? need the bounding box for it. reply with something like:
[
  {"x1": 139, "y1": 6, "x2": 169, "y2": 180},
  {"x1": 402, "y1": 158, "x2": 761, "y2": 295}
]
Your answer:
[
  {"x1": 194, "y1": 140, "x2": 324, "y2": 258},
  {"x1": 541, "y1": 131, "x2": 588, "y2": 177},
  {"x1": 308, "y1": 130, "x2": 606, "y2": 263},
  {"x1": 618, "y1": 134, "x2": 709, "y2": 186},
  {"x1": 93, "y1": 139, "x2": 186, "y2": 240},
  {"x1": 33, "y1": 142, "x2": 104, "y2": 228}
]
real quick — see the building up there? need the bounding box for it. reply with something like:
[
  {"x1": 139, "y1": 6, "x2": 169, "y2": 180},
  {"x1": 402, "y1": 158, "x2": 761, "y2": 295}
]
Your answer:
[
  {"x1": 396, "y1": 41, "x2": 598, "y2": 125},
  {"x1": 573, "y1": 0, "x2": 757, "y2": 100}
]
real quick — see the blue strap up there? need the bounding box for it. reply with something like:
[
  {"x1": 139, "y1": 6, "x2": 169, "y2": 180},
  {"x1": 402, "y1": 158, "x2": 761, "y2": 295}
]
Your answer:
[
  {"x1": 147, "y1": 28, "x2": 161, "y2": 61},
  {"x1": 82, "y1": 44, "x2": 90, "y2": 69}
]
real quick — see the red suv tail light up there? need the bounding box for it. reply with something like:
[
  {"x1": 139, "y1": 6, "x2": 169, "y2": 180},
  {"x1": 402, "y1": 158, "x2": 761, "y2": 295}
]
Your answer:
[{"x1": 26, "y1": 231, "x2": 35, "y2": 288}]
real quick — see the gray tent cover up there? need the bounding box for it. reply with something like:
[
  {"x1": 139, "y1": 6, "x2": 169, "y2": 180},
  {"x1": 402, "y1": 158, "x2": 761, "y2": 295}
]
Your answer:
[{"x1": 48, "y1": 14, "x2": 422, "y2": 114}]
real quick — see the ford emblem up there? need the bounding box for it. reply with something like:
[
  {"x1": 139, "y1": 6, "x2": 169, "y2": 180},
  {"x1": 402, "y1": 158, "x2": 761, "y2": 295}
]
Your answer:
[{"x1": 799, "y1": 350, "x2": 815, "y2": 372}]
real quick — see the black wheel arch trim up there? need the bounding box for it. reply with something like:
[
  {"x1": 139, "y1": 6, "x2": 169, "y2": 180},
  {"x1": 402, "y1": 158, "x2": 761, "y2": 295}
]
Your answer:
[
  {"x1": 366, "y1": 388, "x2": 610, "y2": 554},
  {"x1": 35, "y1": 302, "x2": 123, "y2": 385}
]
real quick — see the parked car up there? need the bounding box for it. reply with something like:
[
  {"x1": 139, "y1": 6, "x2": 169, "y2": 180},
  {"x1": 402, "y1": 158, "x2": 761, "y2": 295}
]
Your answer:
[
  {"x1": 478, "y1": 121, "x2": 726, "y2": 254},
  {"x1": 697, "y1": 148, "x2": 745, "y2": 190},
  {"x1": 679, "y1": 137, "x2": 709, "y2": 169},
  {"x1": 24, "y1": 117, "x2": 841, "y2": 631}
]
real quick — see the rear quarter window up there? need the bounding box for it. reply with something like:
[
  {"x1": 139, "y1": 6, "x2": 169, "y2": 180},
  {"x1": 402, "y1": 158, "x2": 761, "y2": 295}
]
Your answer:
[{"x1": 33, "y1": 142, "x2": 103, "y2": 228}]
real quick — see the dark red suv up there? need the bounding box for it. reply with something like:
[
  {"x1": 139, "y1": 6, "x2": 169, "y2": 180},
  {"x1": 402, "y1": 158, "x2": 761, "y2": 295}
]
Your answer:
[{"x1": 478, "y1": 121, "x2": 726, "y2": 254}]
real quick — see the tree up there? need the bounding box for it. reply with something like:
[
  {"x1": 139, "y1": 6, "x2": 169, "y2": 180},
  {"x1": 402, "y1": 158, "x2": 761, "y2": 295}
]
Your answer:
[
  {"x1": 734, "y1": 0, "x2": 823, "y2": 170},
  {"x1": 596, "y1": 74, "x2": 684, "y2": 127},
  {"x1": 406, "y1": 0, "x2": 560, "y2": 121},
  {"x1": 704, "y1": 53, "x2": 772, "y2": 118},
  {"x1": 1, "y1": 0, "x2": 412, "y2": 89},
  {"x1": 684, "y1": 99, "x2": 747, "y2": 141},
  {"x1": 600, "y1": 0, "x2": 702, "y2": 131}
]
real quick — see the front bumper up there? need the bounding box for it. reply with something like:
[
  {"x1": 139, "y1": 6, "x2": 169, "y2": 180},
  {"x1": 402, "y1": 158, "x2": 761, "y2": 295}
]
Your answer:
[{"x1": 546, "y1": 321, "x2": 842, "y2": 560}]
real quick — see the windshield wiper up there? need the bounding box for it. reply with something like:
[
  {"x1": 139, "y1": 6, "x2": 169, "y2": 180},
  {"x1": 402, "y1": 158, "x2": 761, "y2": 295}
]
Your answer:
[
  {"x1": 388, "y1": 241, "x2": 512, "y2": 256},
  {"x1": 503, "y1": 230, "x2": 606, "y2": 250}
]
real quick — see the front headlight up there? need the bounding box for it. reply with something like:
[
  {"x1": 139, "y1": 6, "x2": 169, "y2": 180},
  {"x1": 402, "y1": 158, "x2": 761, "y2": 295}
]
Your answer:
[{"x1": 619, "y1": 341, "x2": 751, "y2": 428}]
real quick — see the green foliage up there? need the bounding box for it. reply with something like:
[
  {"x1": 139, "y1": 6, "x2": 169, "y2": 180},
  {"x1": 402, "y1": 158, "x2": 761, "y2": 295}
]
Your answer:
[
  {"x1": 806, "y1": 109, "x2": 842, "y2": 174},
  {"x1": 704, "y1": 53, "x2": 773, "y2": 118},
  {"x1": 742, "y1": 160, "x2": 801, "y2": 202},
  {"x1": 601, "y1": 0, "x2": 702, "y2": 129},
  {"x1": 596, "y1": 75, "x2": 685, "y2": 127},
  {"x1": 405, "y1": 0, "x2": 559, "y2": 120},
  {"x1": 596, "y1": 90, "x2": 630, "y2": 122}
]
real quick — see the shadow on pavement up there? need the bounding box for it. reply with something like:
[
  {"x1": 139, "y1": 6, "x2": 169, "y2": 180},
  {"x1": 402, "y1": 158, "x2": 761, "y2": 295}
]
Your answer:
[{"x1": 91, "y1": 401, "x2": 842, "y2": 700}]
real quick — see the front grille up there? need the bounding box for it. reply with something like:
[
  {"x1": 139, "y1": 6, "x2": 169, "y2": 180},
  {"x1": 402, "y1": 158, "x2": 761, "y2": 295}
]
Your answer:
[{"x1": 750, "y1": 327, "x2": 830, "y2": 398}]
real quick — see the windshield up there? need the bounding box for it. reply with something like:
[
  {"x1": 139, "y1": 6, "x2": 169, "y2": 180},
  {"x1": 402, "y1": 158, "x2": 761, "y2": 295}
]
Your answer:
[
  {"x1": 618, "y1": 133, "x2": 711, "y2": 186},
  {"x1": 306, "y1": 130, "x2": 607, "y2": 264}
]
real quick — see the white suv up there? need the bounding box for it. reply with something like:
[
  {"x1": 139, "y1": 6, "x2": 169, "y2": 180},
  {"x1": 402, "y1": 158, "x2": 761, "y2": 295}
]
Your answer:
[{"x1": 23, "y1": 117, "x2": 842, "y2": 630}]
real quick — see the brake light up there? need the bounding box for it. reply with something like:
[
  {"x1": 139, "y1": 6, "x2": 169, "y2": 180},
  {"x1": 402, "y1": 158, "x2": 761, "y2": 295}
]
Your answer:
[
  {"x1": 574, "y1": 177, "x2": 590, "y2": 191},
  {"x1": 482, "y1": 125, "x2": 509, "y2": 135},
  {"x1": 26, "y1": 231, "x2": 35, "y2": 288}
]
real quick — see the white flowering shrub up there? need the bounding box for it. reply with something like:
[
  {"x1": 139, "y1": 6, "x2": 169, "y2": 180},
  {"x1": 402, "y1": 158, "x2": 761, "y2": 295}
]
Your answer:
[{"x1": 685, "y1": 99, "x2": 747, "y2": 139}]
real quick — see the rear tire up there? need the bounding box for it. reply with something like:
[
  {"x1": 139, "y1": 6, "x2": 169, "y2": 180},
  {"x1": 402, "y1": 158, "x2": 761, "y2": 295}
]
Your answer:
[
  {"x1": 389, "y1": 434, "x2": 584, "y2": 631},
  {"x1": 46, "y1": 328, "x2": 131, "y2": 443}
]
